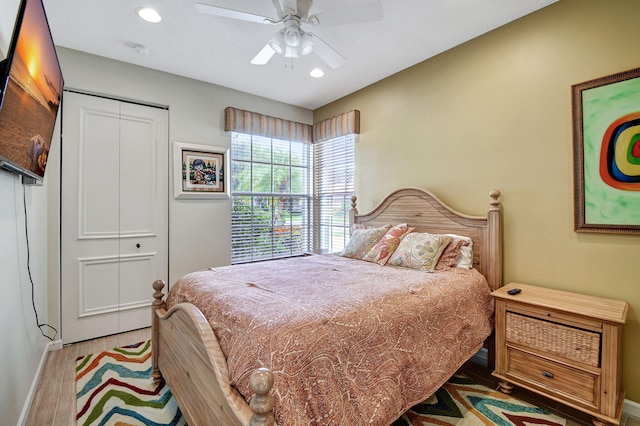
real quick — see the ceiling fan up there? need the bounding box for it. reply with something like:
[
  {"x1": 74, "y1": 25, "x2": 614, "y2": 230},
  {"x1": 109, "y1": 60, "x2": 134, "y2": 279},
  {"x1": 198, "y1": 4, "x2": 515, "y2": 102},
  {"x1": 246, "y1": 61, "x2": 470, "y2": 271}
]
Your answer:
[{"x1": 195, "y1": 0, "x2": 383, "y2": 69}]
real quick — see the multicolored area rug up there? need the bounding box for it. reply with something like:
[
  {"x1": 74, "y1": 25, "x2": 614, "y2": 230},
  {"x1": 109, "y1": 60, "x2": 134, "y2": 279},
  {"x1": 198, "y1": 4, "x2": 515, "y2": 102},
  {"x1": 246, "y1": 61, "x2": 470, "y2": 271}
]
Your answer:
[
  {"x1": 75, "y1": 340, "x2": 185, "y2": 426},
  {"x1": 394, "y1": 374, "x2": 566, "y2": 426},
  {"x1": 76, "y1": 341, "x2": 566, "y2": 426}
]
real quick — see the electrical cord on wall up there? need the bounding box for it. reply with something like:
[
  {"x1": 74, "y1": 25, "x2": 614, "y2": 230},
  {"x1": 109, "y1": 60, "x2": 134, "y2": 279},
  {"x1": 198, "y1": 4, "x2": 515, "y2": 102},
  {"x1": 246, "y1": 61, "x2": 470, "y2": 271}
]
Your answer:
[{"x1": 23, "y1": 187, "x2": 58, "y2": 341}]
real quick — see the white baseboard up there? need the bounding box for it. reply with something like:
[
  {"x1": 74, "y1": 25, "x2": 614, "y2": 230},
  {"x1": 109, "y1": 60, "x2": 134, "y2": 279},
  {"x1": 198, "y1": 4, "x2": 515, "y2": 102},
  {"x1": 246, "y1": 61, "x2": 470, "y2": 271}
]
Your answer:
[
  {"x1": 624, "y1": 398, "x2": 640, "y2": 419},
  {"x1": 17, "y1": 340, "x2": 53, "y2": 426}
]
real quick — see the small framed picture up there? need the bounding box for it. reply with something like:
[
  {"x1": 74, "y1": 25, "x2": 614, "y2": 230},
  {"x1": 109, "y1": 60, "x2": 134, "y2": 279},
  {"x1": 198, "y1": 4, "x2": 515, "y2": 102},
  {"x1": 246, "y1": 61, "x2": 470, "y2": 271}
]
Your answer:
[{"x1": 173, "y1": 141, "x2": 230, "y2": 199}]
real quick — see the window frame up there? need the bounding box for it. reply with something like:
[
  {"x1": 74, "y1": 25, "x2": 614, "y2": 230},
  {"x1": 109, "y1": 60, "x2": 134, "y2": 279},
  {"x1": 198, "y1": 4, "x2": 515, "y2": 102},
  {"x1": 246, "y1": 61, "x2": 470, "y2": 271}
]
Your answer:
[
  {"x1": 230, "y1": 132, "x2": 312, "y2": 264},
  {"x1": 313, "y1": 134, "x2": 355, "y2": 254}
]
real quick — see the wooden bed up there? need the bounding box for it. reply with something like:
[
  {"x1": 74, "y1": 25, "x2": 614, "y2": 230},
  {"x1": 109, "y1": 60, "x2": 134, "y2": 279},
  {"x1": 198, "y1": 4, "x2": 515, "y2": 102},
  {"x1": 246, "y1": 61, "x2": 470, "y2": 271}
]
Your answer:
[{"x1": 151, "y1": 187, "x2": 503, "y2": 425}]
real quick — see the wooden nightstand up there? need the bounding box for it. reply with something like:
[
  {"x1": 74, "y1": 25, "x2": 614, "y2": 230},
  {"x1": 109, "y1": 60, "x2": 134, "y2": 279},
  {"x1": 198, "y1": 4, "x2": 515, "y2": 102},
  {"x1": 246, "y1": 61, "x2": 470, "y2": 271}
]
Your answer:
[{"x1": 492, "y1": 283, "x2": 628, "y2": 426}]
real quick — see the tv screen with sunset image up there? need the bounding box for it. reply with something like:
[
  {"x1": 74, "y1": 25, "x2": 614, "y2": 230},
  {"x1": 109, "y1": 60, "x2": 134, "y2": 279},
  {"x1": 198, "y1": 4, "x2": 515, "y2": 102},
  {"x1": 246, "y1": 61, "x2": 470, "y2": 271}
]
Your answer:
[{"x1": 0, "y1": 0, "x2": 63, "y2": 180}]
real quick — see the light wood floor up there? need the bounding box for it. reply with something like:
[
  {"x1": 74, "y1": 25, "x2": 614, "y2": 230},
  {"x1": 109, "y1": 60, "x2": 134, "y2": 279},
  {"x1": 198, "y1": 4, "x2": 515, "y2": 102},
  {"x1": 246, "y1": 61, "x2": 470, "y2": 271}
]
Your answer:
[{"x1": 26, "y1": 328, "x2": 638, "y2": 426}]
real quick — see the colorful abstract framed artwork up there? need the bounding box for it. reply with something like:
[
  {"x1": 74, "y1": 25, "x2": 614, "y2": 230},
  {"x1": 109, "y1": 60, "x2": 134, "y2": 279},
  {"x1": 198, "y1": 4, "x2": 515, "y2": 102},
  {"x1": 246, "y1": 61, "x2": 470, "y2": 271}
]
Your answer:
[
  {"x1": 572, "y1": 67, "x2": 640, "y2": 234},
  {"x1": 173, "y1": 142, "x2": 229, "y2": 199}
]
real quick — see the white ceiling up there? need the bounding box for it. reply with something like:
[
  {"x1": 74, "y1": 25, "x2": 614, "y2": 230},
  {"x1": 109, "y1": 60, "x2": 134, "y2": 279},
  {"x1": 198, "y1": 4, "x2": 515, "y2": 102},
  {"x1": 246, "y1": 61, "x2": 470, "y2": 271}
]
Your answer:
[{"x1": 42, "y1": 0, "x2": 557, "y2": 110}]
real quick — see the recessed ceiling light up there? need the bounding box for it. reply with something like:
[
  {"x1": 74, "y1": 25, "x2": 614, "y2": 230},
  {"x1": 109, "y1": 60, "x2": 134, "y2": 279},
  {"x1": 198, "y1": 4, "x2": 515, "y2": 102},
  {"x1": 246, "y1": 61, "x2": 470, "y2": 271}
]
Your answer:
[
  {"x1": 137, "y1": 7, "x2": 162, "y2": 23},
  {"x1": 310, "y1": 68, "x2": 324, "y2": 78}
]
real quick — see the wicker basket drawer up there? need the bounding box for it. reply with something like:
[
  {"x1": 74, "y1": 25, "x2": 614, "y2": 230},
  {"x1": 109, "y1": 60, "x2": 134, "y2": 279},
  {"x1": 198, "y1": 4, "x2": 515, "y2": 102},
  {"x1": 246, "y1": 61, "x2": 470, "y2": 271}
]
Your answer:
[
  {"x1": 506, "y1": 312, "x2": 601, "y2": 367},
  {"x1": 507, "y1": 348, "x2": 598, "y2": 407}
]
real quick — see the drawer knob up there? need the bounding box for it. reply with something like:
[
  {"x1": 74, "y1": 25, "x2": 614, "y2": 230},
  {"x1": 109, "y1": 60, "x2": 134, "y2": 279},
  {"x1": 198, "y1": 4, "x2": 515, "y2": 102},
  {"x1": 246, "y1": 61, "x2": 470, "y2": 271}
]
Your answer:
[{"x1": 542, "y1": 370, "x2": 554, "y2": 379}]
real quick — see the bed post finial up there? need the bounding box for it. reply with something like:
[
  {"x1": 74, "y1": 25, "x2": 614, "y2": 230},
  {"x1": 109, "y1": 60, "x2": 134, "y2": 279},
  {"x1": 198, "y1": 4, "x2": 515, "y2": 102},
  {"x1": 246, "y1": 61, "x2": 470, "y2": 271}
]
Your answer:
[
  {"x1": 152, "y1": 280, "x2": 165, "y2": 305},
  {"x1": 249, "y1": 367, "x2": 275, "y2": 426},
  {"x1": 489, "y1": 189, "x2": 501, "y2": 211},
  {"x1": 152, "y1": 280, "x2": 166, "y2": 384},
  {"x1": 349, "y1": 195, "x2": 358, "y2": 230}
]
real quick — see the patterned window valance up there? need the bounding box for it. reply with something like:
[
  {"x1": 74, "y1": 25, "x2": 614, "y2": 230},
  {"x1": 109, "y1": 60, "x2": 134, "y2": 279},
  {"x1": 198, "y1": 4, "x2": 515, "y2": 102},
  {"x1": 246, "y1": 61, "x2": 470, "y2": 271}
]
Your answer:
[
  {"x1": 224, "y1": 106, "x2": 313, "y2": 143},
  {"x1": 313, "y1": 110, "x2": 360, "y2": 143}
]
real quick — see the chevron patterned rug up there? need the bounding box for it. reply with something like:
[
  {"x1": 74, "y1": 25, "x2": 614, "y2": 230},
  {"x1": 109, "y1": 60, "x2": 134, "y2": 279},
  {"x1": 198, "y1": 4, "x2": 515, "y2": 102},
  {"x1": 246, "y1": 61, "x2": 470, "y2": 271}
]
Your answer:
[
  {"x1": 394, "y1": 374, "x2": 566, "y2": 426},
  {"x1": 75, "y1": 340, "x2": 185, "y2": 426},
  {"x1": 76, "y1": 341, "x2": 566, "y2": 426}
]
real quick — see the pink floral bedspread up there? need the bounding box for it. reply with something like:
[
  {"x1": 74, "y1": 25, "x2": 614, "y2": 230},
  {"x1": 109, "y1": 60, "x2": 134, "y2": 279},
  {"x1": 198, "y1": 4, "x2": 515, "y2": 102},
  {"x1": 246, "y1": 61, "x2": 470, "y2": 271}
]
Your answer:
[{"x1": 166, "y1": 254, "x2": 494, "y2": 425}]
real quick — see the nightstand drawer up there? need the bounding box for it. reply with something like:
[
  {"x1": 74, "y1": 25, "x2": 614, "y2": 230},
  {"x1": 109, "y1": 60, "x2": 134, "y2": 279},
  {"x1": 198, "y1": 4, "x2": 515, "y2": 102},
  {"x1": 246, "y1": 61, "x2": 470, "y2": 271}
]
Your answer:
[
  {"x1": 505, "y1": 303, "x2": 604, "y2": 332},
  {"x1": 508, "y1": 348, "x2": 598, "y2": 406},
  {"x1": 506, "y1": 312, "x2": 601, "y2": 367}
]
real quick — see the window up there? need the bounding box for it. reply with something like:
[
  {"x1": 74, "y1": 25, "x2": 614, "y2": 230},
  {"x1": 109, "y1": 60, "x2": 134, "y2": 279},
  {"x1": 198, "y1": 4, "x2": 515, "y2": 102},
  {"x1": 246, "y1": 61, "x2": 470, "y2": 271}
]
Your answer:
[
  {"x1": 313, "y1": 135, "x2": 355, "y2": 253},
  {"x1": 230, "y1": 132, "x2": 312, "y2": 263},
  {"x1": 226, "y1": 107, "x2": 358, "y2": 263}
]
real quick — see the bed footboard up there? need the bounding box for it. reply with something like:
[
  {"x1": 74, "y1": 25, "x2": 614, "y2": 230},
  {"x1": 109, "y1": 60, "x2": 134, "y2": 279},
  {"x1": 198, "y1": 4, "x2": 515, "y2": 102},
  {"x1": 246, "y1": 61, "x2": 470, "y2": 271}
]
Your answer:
[{"x1": 152, "y1": 280, "x2": 275, "y2": 426}]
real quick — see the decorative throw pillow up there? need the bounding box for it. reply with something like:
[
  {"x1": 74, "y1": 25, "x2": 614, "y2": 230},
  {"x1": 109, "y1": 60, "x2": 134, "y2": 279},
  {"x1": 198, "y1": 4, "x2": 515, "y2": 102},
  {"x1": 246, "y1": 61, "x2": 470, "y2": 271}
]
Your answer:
[
  {"x1": 457, "y1": 243, "x2": 473, "y2": 269},
  {"x1": 434, "y1": 234, "x2": 473, "y2": 270},
  {"x1": 362, "y1": 223, "x2": 414, "y2": 265},
  {"x1": 434, "y1": 238, "x2": 466, "y2": 271},
  {"x1": 350, "y1": 223, "x2": 391, "y2": 235},
  {"x1": 387, "y1": 232, "x2": 453, "y2": 272},
  {"x1": 339, "y1": 227, "x2": 390, "y2": 259},
  {"x1": 446, "y1": 233, "x2": 473, "y2": 269}
]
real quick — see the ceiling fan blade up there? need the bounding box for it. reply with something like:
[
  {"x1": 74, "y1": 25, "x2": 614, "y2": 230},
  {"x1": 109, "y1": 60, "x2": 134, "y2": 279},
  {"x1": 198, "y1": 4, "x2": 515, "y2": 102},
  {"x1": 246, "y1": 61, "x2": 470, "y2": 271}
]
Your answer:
[
  {"x1": 310, "y1": 1, "x2": 383, "y2": 26},
  {"x1": 271, "y1": 0, "x2": 286, "y2": 18},
  {"x1": 251, "y1": 44, "x2": 277, "y2": 65},
  {"x1": 307, "y1": 33, "x2": 346, "y2": 69},
  {"x1": 195, "y1": 2, "x2": 276, "y2": 24},
  {"x1": 278, "y1": 0, "x2": 298, "y2": 15}
]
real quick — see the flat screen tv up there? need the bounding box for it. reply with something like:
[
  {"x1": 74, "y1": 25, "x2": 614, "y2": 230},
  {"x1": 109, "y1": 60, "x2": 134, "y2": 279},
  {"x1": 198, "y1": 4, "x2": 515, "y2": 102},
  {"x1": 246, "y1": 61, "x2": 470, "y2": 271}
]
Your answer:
[{"x1": 0, "y1": 0, "x2": 63, "y2": 182}]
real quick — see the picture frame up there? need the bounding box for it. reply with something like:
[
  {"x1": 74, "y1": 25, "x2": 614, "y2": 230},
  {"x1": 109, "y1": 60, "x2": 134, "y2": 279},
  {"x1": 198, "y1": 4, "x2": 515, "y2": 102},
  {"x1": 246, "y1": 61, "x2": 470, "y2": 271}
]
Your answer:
[
  {"x1": 173, "y1": 141, "x2": 229, "y2": 199},
  {"x1": 572, "y1": 67, "x2": 640, "y2": 235}
]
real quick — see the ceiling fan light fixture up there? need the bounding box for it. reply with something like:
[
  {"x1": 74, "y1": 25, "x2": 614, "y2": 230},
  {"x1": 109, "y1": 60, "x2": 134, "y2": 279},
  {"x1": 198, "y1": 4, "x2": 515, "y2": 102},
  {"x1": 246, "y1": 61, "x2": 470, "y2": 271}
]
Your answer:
[
  {"x1": 309, "y1": 68, "x2": 324, "y2": 78},
  {"x1": 284, "y1": 26, "x2": 301, "y2": 47},
  {"x1": 268, "y1": 31, "x2": 285, "y2": 54},
  {"x1": 300, "y1": 32, "x2": 315, "y2": 56},
  {"x1": 284, "y1": 44, "x2": 300, "y2": 59}
]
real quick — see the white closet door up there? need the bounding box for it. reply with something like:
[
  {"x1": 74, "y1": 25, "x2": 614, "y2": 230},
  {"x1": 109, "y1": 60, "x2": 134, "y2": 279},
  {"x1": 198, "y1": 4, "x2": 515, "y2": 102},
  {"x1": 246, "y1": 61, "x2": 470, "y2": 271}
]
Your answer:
[
  {"x1": 117, "y1": 102, "x2": 168, "y2": 331},
  {"x1": 61, "y1": 92, "x2": 168, "y2": 343}
]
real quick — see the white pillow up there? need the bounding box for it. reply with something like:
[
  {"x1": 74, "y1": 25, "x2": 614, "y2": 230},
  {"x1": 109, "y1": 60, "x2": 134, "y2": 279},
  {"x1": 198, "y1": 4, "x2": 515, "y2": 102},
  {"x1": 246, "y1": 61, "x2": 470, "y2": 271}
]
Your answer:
[{"x1": 445, "y1": 234, "x2": 473, "y2": 269}]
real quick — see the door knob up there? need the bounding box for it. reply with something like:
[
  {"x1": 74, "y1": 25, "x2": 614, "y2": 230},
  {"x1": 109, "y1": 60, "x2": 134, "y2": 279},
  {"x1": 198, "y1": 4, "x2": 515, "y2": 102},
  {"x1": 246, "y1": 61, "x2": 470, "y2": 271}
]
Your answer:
[{"x1": 136, "y1": 243, "x2": 141, "y2": 248}]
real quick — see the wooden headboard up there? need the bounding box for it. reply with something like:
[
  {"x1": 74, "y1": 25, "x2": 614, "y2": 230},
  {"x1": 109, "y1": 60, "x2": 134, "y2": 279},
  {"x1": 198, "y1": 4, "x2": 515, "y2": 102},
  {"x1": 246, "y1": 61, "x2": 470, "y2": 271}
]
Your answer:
[{"x1": 350, "y1": 187, "x2": 503, "y2": 291}]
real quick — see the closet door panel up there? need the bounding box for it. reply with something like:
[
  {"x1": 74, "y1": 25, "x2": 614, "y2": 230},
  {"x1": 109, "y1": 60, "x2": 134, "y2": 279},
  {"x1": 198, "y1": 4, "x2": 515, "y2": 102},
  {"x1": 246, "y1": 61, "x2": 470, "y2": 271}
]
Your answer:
[
  {"x1": 80, "y1": 108, "x2": 121, "y2": 238},
  {"x1": 62, "y1": 92, "x2": 121, "y2": 342},
  {"x1": 119, "y1": 107, "x2": 157, "y2": 237},
  {"x1": 117, "y1": 254, "x2": 156, "y2": 329},
  {"x1": 78, "y1": 256, "x2": 120, "y2": 316},
  {"x1": 117, "y1": 102, "x2": 168, "y2": 332}
]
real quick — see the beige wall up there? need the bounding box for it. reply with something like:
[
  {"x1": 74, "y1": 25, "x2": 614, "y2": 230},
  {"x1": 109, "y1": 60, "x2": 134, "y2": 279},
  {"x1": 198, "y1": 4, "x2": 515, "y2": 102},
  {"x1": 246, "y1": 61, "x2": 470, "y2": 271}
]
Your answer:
[{"x1": 315, "y1": 0, "x2": 640, "y2": 402}]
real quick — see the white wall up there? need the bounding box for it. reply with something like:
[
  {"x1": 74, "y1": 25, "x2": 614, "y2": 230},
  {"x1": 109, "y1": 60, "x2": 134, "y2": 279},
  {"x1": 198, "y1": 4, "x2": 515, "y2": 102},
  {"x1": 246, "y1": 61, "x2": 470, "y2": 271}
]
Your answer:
[
  {"x1": 0, "y1": 0, "x2": 53, "y2": 423},
  {"x1": 0, "y1": 175, "x2": 51, "y2": 425}
]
